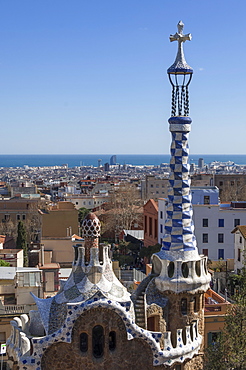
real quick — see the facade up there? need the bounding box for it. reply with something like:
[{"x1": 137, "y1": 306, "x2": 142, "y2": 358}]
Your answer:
[
  {"x1": 204, "y1": 289, "x2": 231, "y2": 348},
  {"x1": 143, "y1": 199, "x2": 158, "y2": 247},
  {"x1": 110, "y1": 155, "x2": 117, "y2": 165},
  {"x1": 190, "y1": 186, "x2": 219, "y2": 205},
  {"x1": 40, "y1": 235, "x2": 84, "y2": 267},
  {"x1": 213, "y1": 174, "x2": 246, "y2": 202},
  {"x1": 64, "y1": 194, "x2": 108, "y2": 210},
  {"x1": 232, "y1": 225, "x2": 246, "y2": 272},
  {"x1": 0, "y1": 197, "x2": 41, "y2": 226},
  {"x1": 0, "y1": 249, "x2": 23, "y2": 267},
  {"x1": 141, "y1": 175, "x2": 169, "y2": 200},
  {"x1": 41, "y1": 201, "x2": 78, "y2": 238},
  {"x1": 0, "y1": 267, "x2": 42, "y2": 353},
  {"x1": 7, "y1": 22, "x2": 210, "y2": 370}
]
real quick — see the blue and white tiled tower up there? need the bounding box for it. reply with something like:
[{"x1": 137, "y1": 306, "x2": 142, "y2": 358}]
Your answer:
[{"x1": 152, "y1": 21, "x2": 210, "y2": 294}]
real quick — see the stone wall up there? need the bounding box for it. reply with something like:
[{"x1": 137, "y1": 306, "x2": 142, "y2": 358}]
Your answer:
[{"x1": 40, "y1": 306, "x2": 204, "y2": 370}]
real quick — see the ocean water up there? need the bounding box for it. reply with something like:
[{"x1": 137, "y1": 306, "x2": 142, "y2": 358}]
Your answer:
[{"x1": 0, "y1": 154, "x2": 245, "y2": 168}]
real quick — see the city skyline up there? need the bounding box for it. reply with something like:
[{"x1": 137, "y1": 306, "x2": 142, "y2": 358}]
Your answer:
[{"x1": 0, "y1": 0, "x2": 245, "y2": 155}]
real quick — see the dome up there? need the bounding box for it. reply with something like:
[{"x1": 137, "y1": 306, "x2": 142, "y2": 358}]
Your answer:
[{"x1": 81, "y1": 212, "x2": 101, "y2": 238}]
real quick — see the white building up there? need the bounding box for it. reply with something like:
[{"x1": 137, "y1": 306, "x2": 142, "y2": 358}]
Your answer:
[
  {"x1": 158, "y1": 187, "x2": 246, "y2": 261},
  {"x1": 232, "y1": 225, "x2": 246, "y2": 273},
  {"x1": 64, "y1": 193, "x2": 108, "y2": 210}
]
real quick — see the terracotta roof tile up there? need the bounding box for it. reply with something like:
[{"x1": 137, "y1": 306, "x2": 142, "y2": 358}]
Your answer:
[{"x1": 231, "y1": 225, "x2": 246, "y2": 239}]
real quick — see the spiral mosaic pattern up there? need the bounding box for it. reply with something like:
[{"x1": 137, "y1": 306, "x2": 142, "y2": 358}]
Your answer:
[{"x1": 162, "y1": 116, "x2": 197, "y2": 252}]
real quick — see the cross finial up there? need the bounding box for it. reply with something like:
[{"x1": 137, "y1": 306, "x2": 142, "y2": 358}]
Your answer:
[
  {"x1": 170, "y1": 20, "x2": 192, "y2": 44},
  {"x1": 167, "y1": 21, "x2": 193, "y2": 74}
]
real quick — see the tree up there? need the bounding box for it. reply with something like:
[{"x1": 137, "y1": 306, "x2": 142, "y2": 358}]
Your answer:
[
  {"x1": 0, "y1": 219, "x2": 17, "y2": 240},
  {"x1": 204, "y1": 267, "x2": 246, "y2": 370},
  {"x1": 102, "y1": 183, "x2": 143, "y2": 241},
  {"x1": 16, "y1": 221, "x2": 28, "y2": 267},
  {"x1": 0, "y1": 260, "x2": 10, "y2": 266},
  {"x1": 78, "y1": 207, "x2": 90, "y2": 224},
  {"x1": 139, "y1": 244, "x2": 161, "y2": 261},
  {"x1": 25, "y1": 201, "x2": 44, "y2": 243}
]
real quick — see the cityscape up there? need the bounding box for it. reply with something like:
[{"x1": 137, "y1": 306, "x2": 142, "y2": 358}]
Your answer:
[{"x1": 1, "y1": 2, "x2": 246, "y2": 369}]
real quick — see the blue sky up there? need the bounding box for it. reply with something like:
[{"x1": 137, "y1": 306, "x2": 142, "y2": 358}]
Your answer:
[{"x1": 0, "y1": 0, "x2": 245, "y2": 155}]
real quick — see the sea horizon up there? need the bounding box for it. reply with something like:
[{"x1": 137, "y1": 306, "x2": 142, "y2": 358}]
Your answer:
[{"x1": 0, "y1": 154, "x2": 246, "y2": 168}]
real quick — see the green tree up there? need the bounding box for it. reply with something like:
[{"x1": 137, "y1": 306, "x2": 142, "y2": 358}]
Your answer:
[
  {"x1": 204, "y1": 267, "x2": 246, "y2": 370},
  {"x1": 16, "y1": 221, "x2": 28, "y2": 267},
  {"x1": 139, "y1": 244, "x2": 161, "y2": 262},
  {"x1": 0, "y1": 260, "x2": 10, "y2": 266},
  {"x1": 78, "y1": 207, "x2": 90, "y2": 224}
]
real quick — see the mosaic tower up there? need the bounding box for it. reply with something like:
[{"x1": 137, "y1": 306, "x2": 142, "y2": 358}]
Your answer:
[{"x1": 151, "y1": 21, "x2": 211, "y2": 367}]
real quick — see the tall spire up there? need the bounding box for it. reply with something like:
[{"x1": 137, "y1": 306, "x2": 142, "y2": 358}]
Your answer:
[
  {"x1": 153, "y1": 21, "x2": 210, "y2": 294},
  {"x1": 162, "y1": 21, "x2": 195, "y2": 253}
]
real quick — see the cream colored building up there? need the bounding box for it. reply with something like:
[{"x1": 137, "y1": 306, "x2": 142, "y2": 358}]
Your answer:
[
  {"x1": 0, "y1": 249, "x2": 23, "y2": 267},
  {"x1": 64, "y1": 194, "x2": 108, "y2": 210},
  {"x1": 232, "y1": 225, "x2": 246, "y2": 273},
  {"x1": 141, "y1": 175, "x2": 169, "y2": 200},
  {"x1": 41, "y1": 201, "x2": 79, "y2": 238},
  {"x1": 41, "y1": 235, "x2": 84, "y2": 267},
  {"x1": 0, "y1": 267, "x2": 43, "y2": 348}
]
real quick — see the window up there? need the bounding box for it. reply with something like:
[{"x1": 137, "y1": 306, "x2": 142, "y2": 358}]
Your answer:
[
  {"x1": 181, "y1": 298, "x2": 188, "y2": 315},
  {"x1": 144, "y1": 216, "x2": 147, "y2": 234},
  {"x1": 109, "y1": 331, "x2": 116, "y2": 351},
  {"x1": 204, "y1": 196, "x2": 210, "y2": 205},
  {"x1": 156, "y1": 184, "x2": 159, "y2": 188},
  {"x1": 76, "y1": 202, "x2": 78, "y2": 205},
  {"x1": 16, "y1": 214, "x2": 20, "y2": 221},
  {"x1": 160, "y1": 224, "x2": 163, "y2": 233},
  {"x1": 80, "y1": 332, "x2": 88, "y2": 352},
  {"x1": 149, "y1": 217, "x2": 152, "y2": 236},
  {"x1": 193, "y1": 296, "x2": 199, "y2": 312},
  {"x1": 218, "y1": 249, "x2": 224, "y2": 259},
  {"x1": 238, "y1": 248, "x2": 241, "y2": 262},
  {"x1": 0, "y1": 332, "x2": 6, "y2": 343},
  {"x1": 22, "y1": 214, "x2": 26, "y2": 221},
  {"x1": 154, "y1": 219, "x2": 157, "y2": 238},
  {"x1": 218, "y1": 233, "x2": 224, "y2": 243},
  {"x1": 203, "y1": 249, "x2": 208, "y2": 257},
  {"x1": 4, "y1": 214, "x2": 10, "y2": 221},
  {"x1": 218, "y1": 219, "x2": 224, "y2": 227},
  {"x1": 92, "y1": 325, "x2": 104, "y2": 358},
  {"x1": 219, "y1": 181, "x2": 223, "y2": 186},
  {"x1": 202, "y1": 234, "x2": 208, "y2": 243},
  {"x1": 150, "y1": 184, "x2": 153, "y2": 188},
  {"x1": 240, "y1": 236, "x2": 243, "y2": 244},
  {"x1": 160, "y1": 211, "x2": 163, "y2": 219},
  {"x1": 235, "y1": 219, "x2": 240, "y2": 227},
  {"x1": 231, "y1": 181, "x2": 235, "y2": 186},
  {"x1": 203, "y1": 218, "x2": 208, "y2": 227},
  {"x1": 208, "y1": 332, "x2": 220, "y2": 345}
]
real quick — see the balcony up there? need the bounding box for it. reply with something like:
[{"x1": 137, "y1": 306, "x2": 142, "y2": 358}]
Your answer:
[{"x1": 0, "y1": 303, "x2": 36, "y2": 316}]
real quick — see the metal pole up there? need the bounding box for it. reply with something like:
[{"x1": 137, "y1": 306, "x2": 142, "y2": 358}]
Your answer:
[{"x1": 1, "y1": 353, "x2": 3, "y2": 370}]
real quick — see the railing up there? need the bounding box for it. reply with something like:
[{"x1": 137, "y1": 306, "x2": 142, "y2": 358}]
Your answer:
[
  {"x1": 120, "y1": 268, "x2": 146, "y2": 282},
  {"x1": 205, "y1": 305, "x2": 222, "y2": 312},
  {"x1": 1, "y1": 304, "x2": 36, "y2": 315}
]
